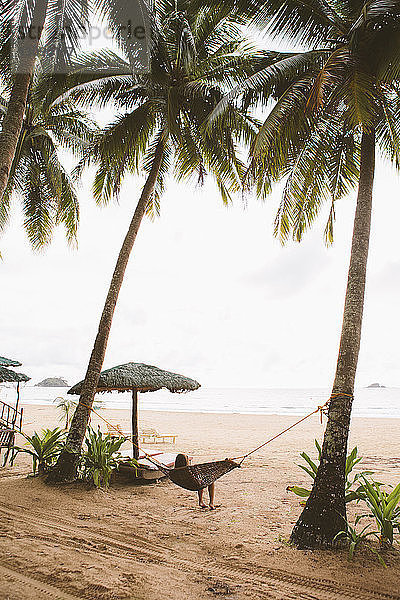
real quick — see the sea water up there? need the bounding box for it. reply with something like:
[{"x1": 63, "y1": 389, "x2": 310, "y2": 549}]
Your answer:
[{"x1": 1, "y1": 385, "x2": 400, "y2": 419}]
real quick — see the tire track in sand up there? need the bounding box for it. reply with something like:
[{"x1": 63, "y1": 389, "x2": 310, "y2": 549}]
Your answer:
[
  {"x1": 0, "y1": 562, "x2": 84, "y2": 600},
  {"x1": 0, "y1": 503, "x2": 399, "y2": 600}
]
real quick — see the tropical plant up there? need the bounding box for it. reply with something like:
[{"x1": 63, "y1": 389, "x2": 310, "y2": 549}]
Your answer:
[
  {"x1": 210, "y1": 0, "x2": 400, "y2": 548},
  {"x1": 11, "y1": 427, "x2": 65, "y2": 475},
  {"x1": 54, "y1": 397, "x2": 76, "y2": 430},
  {"x1": 0, "y1": 0, "x2": 92, "y2": 205},
  {"x1": 358, "y1": 477, "x2": 400, "y2": 547},
  {"x1": 334, "y1": 515, "x2": 385, "y2": 566},
  {"x1": 80, "y1": 427, "x2": 126, "y2": 489},
  {"x1": 0, "y1": 55, "x2": 95, "y2": 249},
  {"x1": 54, "y1": 396, "x2": 104, "y2": 429},
  {"x1": 288, "y1": 440, "x2": 371, "y2": 503},
  {"x1": 48, "y1": 0, "x2": 264, "y2": 483}
]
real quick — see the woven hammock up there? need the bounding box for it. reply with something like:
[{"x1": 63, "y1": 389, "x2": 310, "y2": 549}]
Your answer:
[
  {"x1": 79, "y1": 397, "x2": 335, "y2": 492},
  {"x1": 150, "y1": 458, "x2": 240, "y2": 491},
  {"x1": 138, "y1": 402, "x2": 334, "y2": 491}
]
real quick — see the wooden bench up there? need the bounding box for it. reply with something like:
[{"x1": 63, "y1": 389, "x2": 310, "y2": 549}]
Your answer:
[
  {"x1": 0, "y1": 428, "x2": 15, "y2": 466},
  {"x1": 0, "y1": 428, "x2": 14, "y2": 447},
  {"x1": 139, "y1": 428, "x2": 176, "y2": 444},
  {"x1": 106, "y1": 423, "x2": 176, "y2": 444}
]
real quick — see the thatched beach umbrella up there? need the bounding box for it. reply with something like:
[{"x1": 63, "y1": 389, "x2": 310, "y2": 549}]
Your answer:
[
  {"x1": 68, "y1": 362, "x2": 201, "y2": 459},
  {"x1": 0, "y1": 367, "x2": 30, "y2": 383},
  {"x1": 0, "y1": 356, "x2": 22, "y2": 367},
  {"x1": 0, "y1": 366, "x2": 30, "y2": 418}
]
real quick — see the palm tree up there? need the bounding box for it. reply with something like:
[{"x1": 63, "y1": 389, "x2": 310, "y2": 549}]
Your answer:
[
  {"x1": 53, "y1": 397, "x2": 76, "y2": 430},
  {"x1": 0, "y1": 60, "x2": 95, "y2": 248},
  {"x1": 53, "y1": 396, "x2": 104, "y2": 429},
  {"x1": 48, "y1": 0, "x2": 263, "y2": 482},
  {"x1": 0, "y1": 0, "x2": 91, "y2": 204},
  {"x1": 211, "y1": 0, "x2": 400, "y2": 548}
]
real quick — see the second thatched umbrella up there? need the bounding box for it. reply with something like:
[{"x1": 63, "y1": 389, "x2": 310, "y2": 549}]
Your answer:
[
  {"x1": 0, "y1": 356, "x2": 22, "y2": 367},
  {"x1": 0, "y1": 367, "x2": 30, "y2": 383},
  {"x1": 0, "y1": 366, "x2": 30, "y2": 426},
  {"x1": 68, "y1": 362, "x2": 201, "y2": 459}
]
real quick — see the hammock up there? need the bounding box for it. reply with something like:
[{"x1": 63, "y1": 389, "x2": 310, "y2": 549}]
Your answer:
[
  {"x1": 147, "y1": 457, "x2": 240, "y2": 491},
  {"x1": 131, "y1": 398, "x2": 335, "y2": 490},
  {"x1": 80, "y1": 396, "x2": 343, "y2": 491}
]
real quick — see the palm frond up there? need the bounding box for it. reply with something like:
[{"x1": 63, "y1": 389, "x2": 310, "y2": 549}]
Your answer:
[
  {"x1": 376, "y1": 89, "x2": 400, "y2": 169},
  {"x1": 90, "y1": 102, "x2": 159, "y2": 204},
  {"x1": 208, "y1": 50, "x2": 327, "y2": 124},
  {"x1": 44, "y1": 0, "x2": 90, "y2": 71}
]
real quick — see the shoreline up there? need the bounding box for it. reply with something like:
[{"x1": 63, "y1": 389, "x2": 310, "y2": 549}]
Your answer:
[
  {"x1": 18, "y1": 404, "x2": 400, "y2": 462},
  {"x1": 19, "y1": 401, "x2": 400, "y2": 420},
  {"x1": 4, "y1": 383, "x2": 399, "y2": 419}
]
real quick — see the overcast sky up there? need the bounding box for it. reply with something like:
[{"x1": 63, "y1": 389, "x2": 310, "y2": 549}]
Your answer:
[
  {"x1": 1, "y1": 147, "x2": 399, "y2": 389},
  {"x1": 1, "y1": 12, "x2": 399, "y2": 390}
]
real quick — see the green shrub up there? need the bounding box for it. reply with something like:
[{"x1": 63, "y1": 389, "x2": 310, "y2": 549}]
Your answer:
[
  {"x1": 12, "y1": 428, "x2": 66, "y2": 475},
  {"x1": 334, "y1": 516, "x2": 385, "y2": 566},
  {"x1": 358, "y1": 477, "x2": 400, "y2": 546},
  {"x1": 80, "y1": 427, "x2": 127, "y2": 489},
  {"x1": 288, "y1": 440, "x2": 372, "y2": 503}
]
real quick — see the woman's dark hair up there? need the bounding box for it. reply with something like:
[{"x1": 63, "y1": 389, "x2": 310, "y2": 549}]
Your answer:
[{"x1": 174, "y1": 453, "x2": 189, "y2": 468}]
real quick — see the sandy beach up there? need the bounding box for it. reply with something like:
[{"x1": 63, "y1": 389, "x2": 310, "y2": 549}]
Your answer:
[{"x1": 1, "y1": 404, "x2": 400, "y2": 600}]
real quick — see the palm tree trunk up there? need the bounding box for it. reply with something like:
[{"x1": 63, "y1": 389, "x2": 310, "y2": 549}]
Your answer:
[
  {"x1": 47, "y1": 138, "x2": 165, "y2": 483},
  {"x1": 0, "y1": 0, "x2": 48, "y2": 201},
  {"x1": 290, "y1": 129, "x2": 375, "y2": 549}
]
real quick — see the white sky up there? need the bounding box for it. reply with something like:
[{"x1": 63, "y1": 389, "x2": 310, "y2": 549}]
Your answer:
[
  {"x1": 1, "y1": 151, "x2": 399, "y2": 389},
  {"x1": 1, "y1": 13, "x2": 400, "y2": 390}
]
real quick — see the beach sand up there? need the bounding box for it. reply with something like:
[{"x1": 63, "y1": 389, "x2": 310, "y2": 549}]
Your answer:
[{"x1": 1, "y1": 404, "x2": 399, "y2": 600}]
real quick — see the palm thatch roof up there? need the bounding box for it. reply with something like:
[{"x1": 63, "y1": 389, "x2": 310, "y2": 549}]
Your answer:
[
  {"x1": 0, "y1": 356, "x2": 22, "y2": 367},
  {"x1": 0, "y1": 366, "x2": 30, "y2": 383},
  {"x1": 68, "y1": 362, "x2": 201, "y2": 395}
]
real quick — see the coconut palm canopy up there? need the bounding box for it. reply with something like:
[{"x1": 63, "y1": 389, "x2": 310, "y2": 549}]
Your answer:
[
  {"x1": 0, "y1": 356, "x2": 22, "y2": 367},
  {"x1": 0, "y1": 366, "x2": 30, "y2": 382},
  {"x1": 68, "y1": 362, "x2": 201, "y2": 395}
]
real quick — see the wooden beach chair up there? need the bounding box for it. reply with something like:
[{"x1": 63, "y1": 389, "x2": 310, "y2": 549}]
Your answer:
[
  {"x1": 0, "y1": 400, "x2": 23, "y2": 466},
  {"x1": 0, "y1": 428, "x2": 15, "y2": 466},
  {"x1": 106, "y1": 423, "x2": 176, "y2": 444},
  {"x1": 118, "y1": 450, "x2": 187, "y2": 482},
  {"x1": 139, "y1": 428, "x2": 176, "y2": 444},
  {"x1": 106, "y1": 423, "x2": 131, "y2": 438}
]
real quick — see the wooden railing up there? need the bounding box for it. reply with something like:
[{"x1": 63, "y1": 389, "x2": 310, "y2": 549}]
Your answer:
[{"x1": 0, "y1": 400, "x2": 23, "y2": 432}]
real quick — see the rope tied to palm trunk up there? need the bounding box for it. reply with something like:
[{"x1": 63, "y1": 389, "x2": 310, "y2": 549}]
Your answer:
[{"x1": 74, "y1": 392, "x2": 353, "y2": 491}]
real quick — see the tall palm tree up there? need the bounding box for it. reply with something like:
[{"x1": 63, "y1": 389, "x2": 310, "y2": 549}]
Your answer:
[
  {"x1": 0, "y1": 61, "x2": 95, "y2": 249},
  {"x1": 0, "y1": 0, "x2": 91, "y2": 204},
  {"x1": 48, "y1": 0, "x2": 263, "y2": 482},
  {"x1": 211, "y1": 0, "x2": 400, "y2": 548}
]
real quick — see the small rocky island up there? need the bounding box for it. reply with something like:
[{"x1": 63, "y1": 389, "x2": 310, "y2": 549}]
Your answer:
[
  {"x1": 367, "y1": 382, "x2": 386, "y2": 388},
  {"x1": 35, "y1": 377, "x2": 69, "y2": 387}
]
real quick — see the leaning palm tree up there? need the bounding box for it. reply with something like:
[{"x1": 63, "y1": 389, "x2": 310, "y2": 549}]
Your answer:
[
  {"x1": 0, "y1": 59, "x2": 95, "y2": 249},
  {"x1": 0, "y1": 0, "x2": 93, "y2": 204},
  {"x1": 212, "y1": 0, "x2": 400, "y2": 547},
  {"x1": 48, "y1": 0, "x2": 263, "y2": 482}
]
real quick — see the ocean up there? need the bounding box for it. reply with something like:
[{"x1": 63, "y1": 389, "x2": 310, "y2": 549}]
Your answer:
[{"x1": 2, "y1": 385, "x2": 400, "y2": 419}]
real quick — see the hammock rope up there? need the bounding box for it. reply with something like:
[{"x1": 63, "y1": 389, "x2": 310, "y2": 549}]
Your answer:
[
  {"x1": 232, "y1": 402, "x2": 329, "y2": 464},
  {"x1": 78, "y1": 392, "x2": 353, "y2": 492}
]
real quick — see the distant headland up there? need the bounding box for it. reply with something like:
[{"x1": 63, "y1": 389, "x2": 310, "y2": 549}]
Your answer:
[
  {"x1": 366, "y1": 382, "x2": 386, "y2": 388},
  {"x1": 35, "y1": 377, "x2": 69, "y2": 387}
]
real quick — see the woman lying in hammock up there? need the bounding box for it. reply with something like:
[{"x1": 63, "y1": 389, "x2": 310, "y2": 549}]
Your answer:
[{"x1": 174, "y1": 453, "x2": 219, "y2": 509}]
